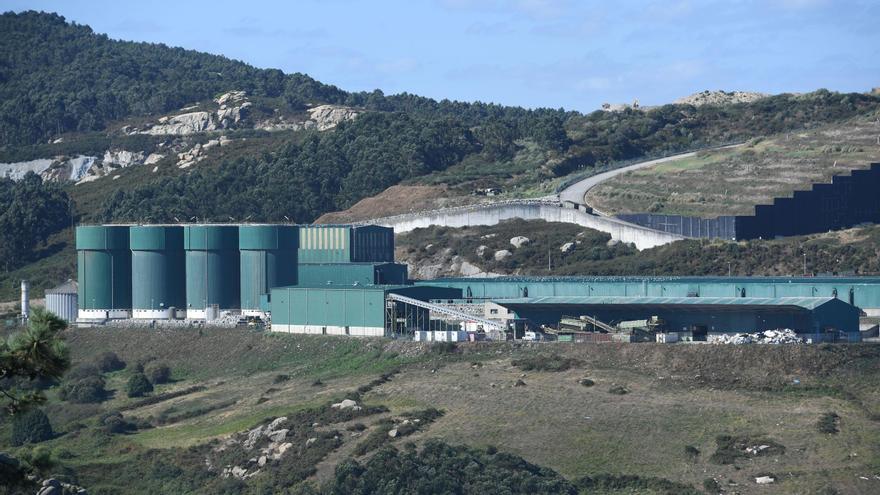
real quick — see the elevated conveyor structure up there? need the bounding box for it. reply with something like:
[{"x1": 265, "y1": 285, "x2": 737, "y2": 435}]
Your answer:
[{"x1": 386, "y1": 292, "x2": 506, "y2": 330}]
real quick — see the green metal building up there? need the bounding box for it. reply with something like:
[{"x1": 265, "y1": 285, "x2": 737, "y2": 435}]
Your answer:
[
  {"x1": 184, "y1": 225, "x2": 240, "y2": 318},
  {"x1": 76, "y1": 225, "x2": 132, "y2": 319},
  {"x1": 297, "y1": 262, "x2": 407, "y2": 287},
  {"x1": 270, "y1": 285, "x2": 460, "y2": 337},
  {"x1": 130, "y1": 226, "x2": 186, "y2": 319},
  {"x1": 239, "y1": 225, "x2": 298, "y2": 315},
  {"x1": 419, "y1": 276, "x2": 880, "y2": 315},
  {"x1": 298, "y1": 225, "x2": 394, "y2": 263}
]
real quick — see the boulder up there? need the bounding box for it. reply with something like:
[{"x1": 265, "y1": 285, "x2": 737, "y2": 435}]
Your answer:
[
  {"x1": 267, "y1": 417, "x2": 288, "y2": 431},
  {"x1": 145, "y1": 111, "x2": 216, "y2": 135},
  {"x1": 305, "y1": 437, "x2": 317, "y2": 447},
  {"x1": 267, "y1": 429, "x2": 289, "y2": 443},
  {"x1": 494, "y1": 250, "x2": 512, "y2": 261},
  {"x1": 258, "y1": 455, "x2": 267, "y2": 467},
  {"x1": 510, "y1": 236, "x2": 530, "y2": 248},
  {"x1": 388, "y1": 428, "x2": 398, "y2": 438},
  {"x1": 144, "y1": 153, "x2": 165, "y2": 165},
  {"x1": 307, "y1": 105, "x2": 360, "y2": 131},
  {"x1": 243, "y1": 425, "x2": 264, "y2": 449},
  {"x1": 560, "y1": 242, "x2": 575, "y2": 253},
  {"x1": 755, "y1": 476, "x2": 775, "y2": 484},
  {"x1": 476, "y1": 245, "x2": 489, "y2": 257},
  {"x1": 606, "y1": 239, "x2": 620, "y2": 247},
  {"x1": 331, "y1": 399, "x2": 359, "y2": 410}
]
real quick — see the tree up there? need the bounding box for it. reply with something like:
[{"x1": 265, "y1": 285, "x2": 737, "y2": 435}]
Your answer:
[
  {"x1": 10, "y1": 408, "x2": 54, "y2": 446},
  {"x1": 126, "y1": 372, "x2": 153, "y2": 398},
  {"x1": 0, "y1": 307, "x2": 69, "y2": 414},
  {"x1": 0, "y1": 173, "x2": 70, "y2": 272}
]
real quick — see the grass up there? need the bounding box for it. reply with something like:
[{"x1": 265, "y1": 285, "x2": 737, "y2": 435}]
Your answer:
[
  {"x1": 6, "y1": 329, "x2": 880, "y2": 494},
  {"x1": 586, "y1": 111, "x2": 880, "y2": 218}
]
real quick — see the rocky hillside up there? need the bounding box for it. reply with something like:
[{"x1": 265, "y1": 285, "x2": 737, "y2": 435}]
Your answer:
[
  {"x1": 674, "y1": 90, "x2": 768, "y2": 106},
  {"x1": 396, "y1": 219, "x2": 880, "y2": 278}
]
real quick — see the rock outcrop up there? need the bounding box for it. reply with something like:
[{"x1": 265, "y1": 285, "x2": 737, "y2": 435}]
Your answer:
[
  {"x1": 674, "y1": 90, "x2": 767, "y2": 107},
  {"x1": 494, "y1": 249, "x2": 512, "y2": 261},
  {"x1": 307, "y1": 104, "x2": 359, "y2": 131},
  {"x1": 510, "y1": 236, "x2": 530, "y2": 248},
  {"x1": 142, "y1": 91, "x2": 252, "y2": 135}
]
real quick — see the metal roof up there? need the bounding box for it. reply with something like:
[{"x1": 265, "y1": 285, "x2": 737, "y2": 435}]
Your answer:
[
  {"x1": 492, "y1": 296, "x2": 842, "y2": 310},
  {"x1": 429, "y1": 276, "x2": 880, "y2": 284}
]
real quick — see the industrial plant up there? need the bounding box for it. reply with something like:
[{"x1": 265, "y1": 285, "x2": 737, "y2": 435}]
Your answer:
[{"x1": 30, "y1": 222, "x2": 871, "y2": 345}]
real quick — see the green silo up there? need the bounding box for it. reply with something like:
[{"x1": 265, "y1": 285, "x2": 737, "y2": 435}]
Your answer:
[
  {"x1": 184, "y1": 225, "x2": 240, "y2": 318},
  {"x1": 76, "y1": 225, "x2": 132, "y2": 319},
  {"x1": 130, "y1": 226, "x2": 185, "y2": 319},
  {"x1": 239, "y1": 225, "x2": 298, "y2": 314}
]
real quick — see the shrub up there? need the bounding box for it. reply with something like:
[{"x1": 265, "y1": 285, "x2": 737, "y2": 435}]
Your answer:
[
  {"x1": 608, "y1": 386, "x2": 629, "y2": 395},
  {"x1": 127, "y1": 373, "x2": 154, "y2": 398},
  {"x1": 816, "y1": 412, "x2": 840, "y2": 434},
  {"x1": 100, "y1": 411, "x2": 137, "y2": 434},
  {"x1": 66, "y1": 364, "x2": 102, "y2": 381},
  {"x1": 145, "y1": 363, "x2": 171, "y2": 384},
  {"x1": 273, "y1": 374, "x2": 290, "y2": 384},
  {"x1": 702, "y1": 478, "x2": 720, "y2": 492},
  {"x1": 95, "y1": 352, "x2": 126, "y2": 372},
  {"x1": 578, "y1": 378, "x2": 595, "y2": 387},
  {"x1": 59, "y1": 375, "x2": 107, "y2": 404},
  {"x1": 11, "y1": 408, "x2": 54, "y2": 446},
  {"x1": 684, "y1": 445, "x2": 700, "y2": 460}
]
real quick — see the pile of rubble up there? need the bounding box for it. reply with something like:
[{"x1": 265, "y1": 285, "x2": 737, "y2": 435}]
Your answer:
[{"x1": 711, "y1": 329, "x2": 803, "y2": 345}]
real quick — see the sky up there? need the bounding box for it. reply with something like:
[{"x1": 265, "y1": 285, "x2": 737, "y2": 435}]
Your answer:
[{"x1": 6, "y1": 0, "x2": 880, "y2": 112}]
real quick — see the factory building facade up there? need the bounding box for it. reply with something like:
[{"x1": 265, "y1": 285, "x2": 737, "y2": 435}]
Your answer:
[{"x1": 74, "y1": 223, "x2": 402, "y2": 321}]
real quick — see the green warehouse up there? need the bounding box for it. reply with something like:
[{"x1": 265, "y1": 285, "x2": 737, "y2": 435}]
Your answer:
[{"x1": 270, "y1": 285, "x2": 460, "y2": 337}]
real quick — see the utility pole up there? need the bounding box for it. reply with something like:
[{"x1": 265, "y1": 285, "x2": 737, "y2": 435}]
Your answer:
[{"x1": 803, "y1": 253, "x2": 807, "y2": 276}]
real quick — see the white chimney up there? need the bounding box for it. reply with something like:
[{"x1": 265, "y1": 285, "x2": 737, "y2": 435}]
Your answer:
[{"x1": 21, "y1": 280, "x2": 29, "y2": 322}]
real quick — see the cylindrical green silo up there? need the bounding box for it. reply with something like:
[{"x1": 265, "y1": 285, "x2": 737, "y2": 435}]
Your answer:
[
  {"x1": 184, "y1": 225, "x2": 240, "y2": 319},
  {"x1": 76, "y1": 225, "x2": 132, "y2": 319},
  {"x1": 239, "y1": 225, "x2": 298, "y2": 314},
  {"x1": 130, "y1": 226, "x2": 185, "y2": 319}
]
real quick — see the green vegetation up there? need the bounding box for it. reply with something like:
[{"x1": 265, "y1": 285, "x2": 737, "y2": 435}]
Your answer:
[
  {"x1": 0, "y1": 173, "x2": 70, "y2": 272},
  {"x1": 816, "y1": 412, "x2": 841, "y2": 434},
  {"x1": 0, "y1": 308, "x2": 69, "y2": 413},
  {"x1": 58, "y1": 364, "x2": 107, "y2": 404},
  {"x1": 2, "y1": 328, "x2": 878, "y2": 493},
  {"x1": 398, "y1": 219, "x2": 880, "y2": 277},
  {"x1": 336, "y1": 440, "x2": 579, "y2": 494},
  {"x1": 145, "y1": 363, "x2": 171, "y2": 385},
  {"x1": 126, "y1": 373, "x2": 154, "y2": 398},
  {"x1": 10, "y1": 408, "x2": 53, "y2": 446}
]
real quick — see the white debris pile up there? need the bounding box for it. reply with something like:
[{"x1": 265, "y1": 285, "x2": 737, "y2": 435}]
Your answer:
[{"x1": 711, "y1": 328, "x2": 803, "y2": 345}]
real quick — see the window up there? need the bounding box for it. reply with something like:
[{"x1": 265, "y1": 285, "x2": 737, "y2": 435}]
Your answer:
[{"x1": 490, "y1": 309, "x2": 499, "y2": 315}]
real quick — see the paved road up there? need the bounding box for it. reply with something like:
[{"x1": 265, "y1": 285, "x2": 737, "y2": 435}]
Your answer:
[{"x1": 558, "y1": 144, "x2": 743, "y2": 215}]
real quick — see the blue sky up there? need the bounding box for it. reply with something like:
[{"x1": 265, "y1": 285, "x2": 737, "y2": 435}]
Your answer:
[{"x1": 8, "y1": 0, "x2": 880, "y2": 112}]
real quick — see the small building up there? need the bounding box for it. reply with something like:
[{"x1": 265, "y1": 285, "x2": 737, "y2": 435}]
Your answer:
[
  {"x1": 46, "y1": 280, "x2": 78, "y2": 323},
  {"x1": 493, "y1": 296, "x2": 860, "y2": 341}
]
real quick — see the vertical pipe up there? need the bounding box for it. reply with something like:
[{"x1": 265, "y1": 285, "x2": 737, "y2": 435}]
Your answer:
[{"x1": 21, "y1": 280, "x2": 29, "y2": 323}]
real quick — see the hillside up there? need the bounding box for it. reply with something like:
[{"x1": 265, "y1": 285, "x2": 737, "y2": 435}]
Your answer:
[
  {"x1": 395, "y1": 219, "x2": 880, "y2": 279},
  {"x1": 1, "y1": 328, "x2": 878, "y2": 494},
  {"x1": 585, "y1": 110, "x2": 880, "y2": 217},
  {"x1": 3, "y1": 11, "x2": 880, "y2": 300}
]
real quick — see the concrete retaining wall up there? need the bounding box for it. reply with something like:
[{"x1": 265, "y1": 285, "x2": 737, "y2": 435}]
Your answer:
[{"x1": 368, "y1": 202, "x2": 685, "y2": 250}]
